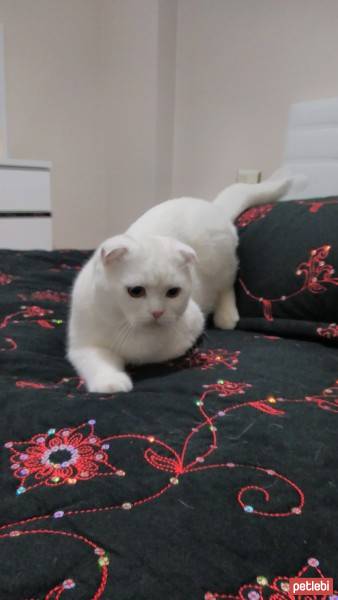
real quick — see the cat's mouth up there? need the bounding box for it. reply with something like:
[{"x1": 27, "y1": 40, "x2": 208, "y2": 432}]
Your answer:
[
  {"x1": 144, "y1": 318, "x2": 170, "y2": 329},
  {"x1": 135, "y1": 315, "x2": 175, "y2": 329}
]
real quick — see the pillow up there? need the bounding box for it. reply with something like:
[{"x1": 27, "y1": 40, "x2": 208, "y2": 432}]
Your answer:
[{"x1": 235, "y1": 197, "x2": 338, "y2": 344}]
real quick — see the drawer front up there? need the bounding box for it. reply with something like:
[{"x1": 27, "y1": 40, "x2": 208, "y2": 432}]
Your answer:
[
  {"x1": 0, "y1": 217, "x2": 52, "y2": 250},
  {"x1": 0, "y1": 168, "x2": 51, "y2": 212}
]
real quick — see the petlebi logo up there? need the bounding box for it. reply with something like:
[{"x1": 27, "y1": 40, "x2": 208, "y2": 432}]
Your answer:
[{"x1": 290, "y1": 577, "x2": 333, "y2": 596}]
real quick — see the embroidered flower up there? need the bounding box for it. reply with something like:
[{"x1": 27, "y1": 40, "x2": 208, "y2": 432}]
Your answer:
[
  {"x1": 185, "y1": 348, "x2": 240, "y2": 370},
  {"x1": 297, "y1": 245, "x2": 338, "y2": 293},
  {"x1": 203, "y1": 380, "x2": 251, "y2": 397},
  {"x1": 6, "y1": 421, "x2": 118, "y2": 493}
]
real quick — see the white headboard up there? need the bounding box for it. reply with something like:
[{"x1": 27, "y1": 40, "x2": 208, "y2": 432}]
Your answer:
[{"x1": 283, "y1": 97, "x2": 338, "y2": 200}]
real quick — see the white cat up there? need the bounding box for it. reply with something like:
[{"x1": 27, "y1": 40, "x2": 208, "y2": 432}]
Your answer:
[{"x1": 67, "y1": 178, "x2": 292, "y2": 393}]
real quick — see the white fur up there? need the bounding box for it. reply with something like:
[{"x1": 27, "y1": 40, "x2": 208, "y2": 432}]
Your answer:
[{"x1": 68, "y1": 177, "x2": 292, "y2": 393}]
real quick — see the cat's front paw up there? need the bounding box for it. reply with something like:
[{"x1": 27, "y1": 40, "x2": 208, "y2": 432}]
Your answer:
[
  {"x1": 88, "y1": 371, "x2": 133, "y2": 394},
  {"x1": 213, "y1": 306, "x2": 239, "y2": 330}
]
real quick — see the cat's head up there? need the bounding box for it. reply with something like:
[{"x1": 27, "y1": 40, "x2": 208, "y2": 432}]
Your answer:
[{"x1": 95, "y1": 234, "x2": 196, "y2": 327}]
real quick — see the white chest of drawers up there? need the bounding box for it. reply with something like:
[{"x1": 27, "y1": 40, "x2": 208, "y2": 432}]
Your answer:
[{"x1": 0, "y1": 159, "x2": 52, "y2": 250}]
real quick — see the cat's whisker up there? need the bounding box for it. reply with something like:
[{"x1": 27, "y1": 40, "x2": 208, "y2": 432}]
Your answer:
[
  {"x1": 113, "y1": 321, "x2": 132, "y2": 352},
  {"x1": 115, "y1": 322, "x2": 133, "y2": 354}
]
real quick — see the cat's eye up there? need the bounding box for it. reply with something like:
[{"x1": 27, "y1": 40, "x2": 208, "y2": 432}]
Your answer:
[
  {"x1": 166, "y1": 287, "x2": 181, "y2": 298},
  {"x1": 127, "y1": 286, "x2": 146, "y2": 298}
]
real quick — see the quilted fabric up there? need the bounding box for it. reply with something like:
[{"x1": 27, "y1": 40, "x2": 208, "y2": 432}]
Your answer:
[
  {"x1": 236, "y1": 197, "x2": 338, "y2": 343},
  {"x1": 0, "y1": 248, "x2": 337, "y2": 598}
]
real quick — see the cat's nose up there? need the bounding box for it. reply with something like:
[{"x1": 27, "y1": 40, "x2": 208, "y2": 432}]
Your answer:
[{"x1": 152, "y1": 310, "x2": 164, "y2": 320}]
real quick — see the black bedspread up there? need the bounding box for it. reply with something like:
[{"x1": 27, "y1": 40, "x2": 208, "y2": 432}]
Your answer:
[{"x1": 0, "y1": 249, "x2": 337, "y2": 599}]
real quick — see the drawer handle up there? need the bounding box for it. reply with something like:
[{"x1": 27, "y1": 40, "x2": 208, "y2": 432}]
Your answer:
[{"x1": 0, "y1": 211, "x2": 52, "y2": 218}]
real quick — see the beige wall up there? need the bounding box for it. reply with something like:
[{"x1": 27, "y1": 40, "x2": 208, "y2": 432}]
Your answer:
[
  {"x1": 173, "y1": 0, "x2": 338, "y2": 199},
  {"x1": 100, "y1": 0, "x2": 177, "y2": 234},
  {"x1": 2, "y1": 1, "x2": 338, "y2": 247}
]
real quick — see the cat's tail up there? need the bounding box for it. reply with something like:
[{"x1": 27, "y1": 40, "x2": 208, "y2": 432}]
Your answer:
[{"x1": 213, "y1": 173, "x2": 305, "y2": 222}]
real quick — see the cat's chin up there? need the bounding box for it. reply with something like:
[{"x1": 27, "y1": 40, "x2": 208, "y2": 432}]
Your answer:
[{"x1": 140, "y1": 318, "x2": 175, "y2": 329}]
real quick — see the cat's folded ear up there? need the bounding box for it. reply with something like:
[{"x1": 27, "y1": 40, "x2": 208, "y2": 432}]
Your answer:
[
  {"x1": 175, "y1": 241, "x2": 197, "y2": 266},
  {"x1": 100, "y1": 235, "x2": 133, "y2": 265}
]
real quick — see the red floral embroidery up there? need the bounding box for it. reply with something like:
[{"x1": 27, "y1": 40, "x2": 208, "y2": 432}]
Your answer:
[
  {"x1": 49, "y1": 263, "x2": 81, "y2": 272},
  {"x1": 306, "y1": 380, "x2": 338, "y2": 413},
  {"x1": 4, "y1": 376, "x2": 308, "y2": 518},
  {"x1": 4, "y1": 377, "x2": 338, "y2": 530},
  {"x1": 16, "y1": 381, "x2": 49, "y2": 389},
  {"x1": 185, "y1": 348, "x2": 240, "y2": 370},
  {"x1": 297, "y1": 198, "x2": 338, "y2": 213},
  {"x1": 16, "y1": 376, "x2": 84, "y2": 391},
  {"x1": 307, "y1": 200, "x2": 325, "y2": 213},
  {"x1": 236, "y1": 204, "x2": 274, "y2": 228},
  {"x1": 6, "y1": 421, "x2": 118, "y2": 494},
  {"x1": 239, "y1": 245, "x2": 338, "y2": 321},
  {"x1": 204, "y1": 557, "x2": 337, "y2": 599},
  {"x1": 0, "y1": 305, "x2": 57, "y2": 329},
  {"x1": 0, "y1": 273, "x2": 13, "y2": 285},
  {"x1": 0, "y1": 529, "x2": 108, "y2": 599},
  {"x1": 23, "y1": 306, "x2": 50, "y2": 318},
  {"x1": 296, "y1": 245, "x2": 338, "y2": 293},
  {"x1": 202, "y1": 380, "x2": 250, "y2": 397},
  {"x1": 18, "y1": 290, "x2": 69, "y2": 303},
  {"x1": 317, "y1": 323, "x2": 338, "y2": 339},
  {"x1": 248, "y1": 400, "x2": 284, "y2": 415}
]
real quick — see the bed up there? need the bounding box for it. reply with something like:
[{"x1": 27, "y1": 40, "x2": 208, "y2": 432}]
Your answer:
[
  {"x1": 1, "y1": 100, "x2": 338, "y2": 598},
  {"x1": 1, "y1": 195, "x2": 337, "y2": 598}
]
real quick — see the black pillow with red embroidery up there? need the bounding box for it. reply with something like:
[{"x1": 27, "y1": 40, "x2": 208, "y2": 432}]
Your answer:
[{"x1": 235, "y1": 198, "x2": 338, "y2": 344}]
